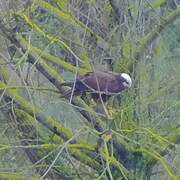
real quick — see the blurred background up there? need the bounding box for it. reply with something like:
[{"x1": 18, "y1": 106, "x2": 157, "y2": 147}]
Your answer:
[{"x1": 0, "y1": 0, "x2": 179, "y2": 179}]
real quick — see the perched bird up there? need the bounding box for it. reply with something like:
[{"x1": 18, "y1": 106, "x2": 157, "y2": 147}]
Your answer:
[{"x1": 61, "y1": 71, "x2": 132, "y2": 102}]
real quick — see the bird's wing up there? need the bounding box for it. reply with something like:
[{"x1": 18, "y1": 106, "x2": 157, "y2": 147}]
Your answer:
[
  {"x1": 77, "y1": 71, "x2": 116, "y2": 92},
  {"x1": 93, "y1": 71, "x2": 122, "y2": 93}
]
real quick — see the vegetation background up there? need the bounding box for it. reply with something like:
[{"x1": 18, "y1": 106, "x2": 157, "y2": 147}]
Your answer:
[{"x1": 0, "y1": 0, "x2": 180, "y2": 179}]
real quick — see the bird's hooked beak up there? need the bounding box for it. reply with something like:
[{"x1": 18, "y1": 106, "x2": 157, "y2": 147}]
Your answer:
[{"x1": 121, "y1": 73, "x2": 132, "y2": 88}]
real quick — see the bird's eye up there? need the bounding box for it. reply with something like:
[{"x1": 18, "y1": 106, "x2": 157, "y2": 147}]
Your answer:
[
  {"x1": 122, "y1": 79, "x2": 131, "y2": 88},
  {"x1": 125, "y1": 80, "x2": 129, "y2": 84}
]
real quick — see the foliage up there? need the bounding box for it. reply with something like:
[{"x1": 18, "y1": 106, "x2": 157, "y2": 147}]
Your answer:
[{"x1": 0, "y1": 0, "x2": 180, "y2": 179}]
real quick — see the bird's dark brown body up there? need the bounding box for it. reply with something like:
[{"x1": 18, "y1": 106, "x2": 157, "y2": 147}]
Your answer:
[
  {"x1": 76, "y1": 71, "x2": 128, "y2": 94},
  {"x1": 61, "y1": 71, "x2": 132, "y2": 102}
]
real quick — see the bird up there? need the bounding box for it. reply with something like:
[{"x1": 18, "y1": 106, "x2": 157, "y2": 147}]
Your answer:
[{"x1": 60, "y1": 71, "x2": 132, "y2": 102}]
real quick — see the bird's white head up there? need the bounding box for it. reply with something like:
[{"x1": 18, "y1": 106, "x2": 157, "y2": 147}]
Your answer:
[{"x1": 121, "y1": 73, "x2": 132, "y2": 88}]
